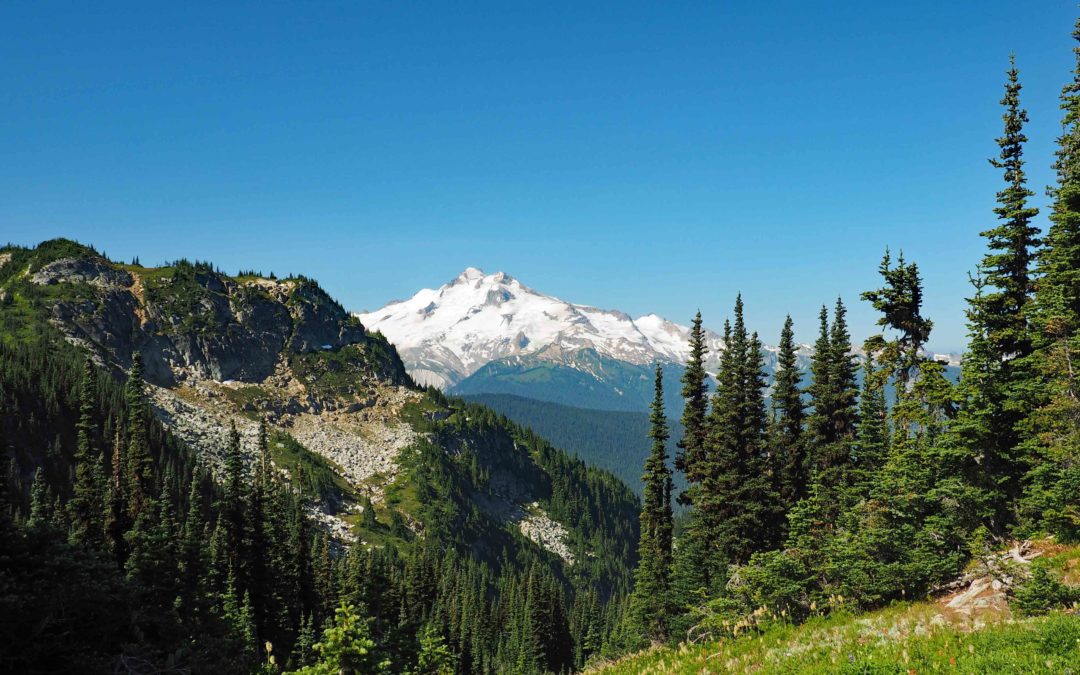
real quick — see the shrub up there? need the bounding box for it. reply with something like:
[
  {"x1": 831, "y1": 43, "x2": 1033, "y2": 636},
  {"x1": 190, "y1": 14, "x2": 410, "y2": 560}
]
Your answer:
[{"x1": 1013, "y1": 564, "x2": 1080, "y2": 616}]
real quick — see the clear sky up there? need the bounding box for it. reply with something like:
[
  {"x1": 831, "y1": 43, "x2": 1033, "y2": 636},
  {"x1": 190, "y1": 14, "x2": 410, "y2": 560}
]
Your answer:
[{"x1": 2, "y1": 1, "x2": 1076, "y2": 352}]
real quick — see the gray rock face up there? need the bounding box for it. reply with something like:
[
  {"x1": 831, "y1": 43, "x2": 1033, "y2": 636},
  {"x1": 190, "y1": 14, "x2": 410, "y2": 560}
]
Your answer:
[
  {"x1": 32, "y1": 256, "x2": 134, "y2": 290},
  {"x1": 31, "y1": 257, "x2": 372, "y2": 387}
]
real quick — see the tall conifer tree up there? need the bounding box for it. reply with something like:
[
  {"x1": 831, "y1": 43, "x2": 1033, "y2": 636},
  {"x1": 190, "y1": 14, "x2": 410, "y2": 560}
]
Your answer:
[
  {"x1": 701, "y1": 296, "x2": 774, "y2": 565},
  {"x1": 1021, "y1": 17, "x2": 1080, "y2": 537},
  {"x1": 948, "y1": 57, "x2": 1041, "y2": 529},
  {"x1": 631, "y1": 365, "x2": 674, "y2": 643},
  {"x1": 69, "y1": 358, "x2": 105, "y2": 547},
  {"x1": 769, "y1": 316, "x2": 806, "y2": 519},
  {"x1": 675, "y1": 311, "x2": 710, "y2": 495},
  {"x1": 125, "y1": 353, "x2": 154, "y2": 518}
]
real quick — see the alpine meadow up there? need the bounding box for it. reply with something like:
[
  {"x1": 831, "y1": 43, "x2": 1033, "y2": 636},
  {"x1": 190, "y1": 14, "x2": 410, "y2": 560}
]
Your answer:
[{"x1": 3, "y1": 3, "x2": 1080, "y2": 674}]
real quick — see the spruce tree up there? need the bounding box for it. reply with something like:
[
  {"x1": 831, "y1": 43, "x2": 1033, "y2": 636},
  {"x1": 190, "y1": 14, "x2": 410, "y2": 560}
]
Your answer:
[
  {"x1": 69, "y1": 358, "x2": 105, "y2": 547},
  {"x1": 105, "y1": 429, "x2": 129, "y2": 568},
  {"x1": 1021, "y1": 17, "x2": 1080, "y2": 538},
  {"x1": 124, "y1": 353, "x2": 154, "y2": 518},
  {"x1": 945, "y1": 57, "x2": 1041, "y2": 530},
  {"x1": 630, "y1": 365, "x2": 674, "y2": 644},
  {"x1": 700, "y1": 296, "x2": 774, "y2": 566},
  {"x1": 769, "y1": 315, "x2": 806, "y2": 518},
  {"x1": 675, "y1": 311, "x2": 709, "y2": 495}
]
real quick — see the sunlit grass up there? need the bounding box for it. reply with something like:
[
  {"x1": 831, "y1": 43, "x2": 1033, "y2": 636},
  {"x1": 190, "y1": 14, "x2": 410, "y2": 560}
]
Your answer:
[{"x1": 589, "y1": 602, "x2": 1080, "y2": 674}]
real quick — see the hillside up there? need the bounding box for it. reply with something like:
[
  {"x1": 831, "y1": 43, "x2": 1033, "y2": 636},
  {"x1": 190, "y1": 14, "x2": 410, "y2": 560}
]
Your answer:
[
  {"x1": 0, "y1": 239, "x2": 640, "y2": 673},
  {"x1": 461, "y1": 393, "x2": 687, "y2": 499},
  {"x1": 590, "y1": 605, "x2": 1079, "y2": 674},
  {"x1": 589, "y1": 543, "x2": 1080, "y2": 674}
]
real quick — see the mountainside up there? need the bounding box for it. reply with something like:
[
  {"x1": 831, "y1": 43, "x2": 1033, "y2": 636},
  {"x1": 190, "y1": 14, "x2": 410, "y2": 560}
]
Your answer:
[
  {"x1": 461, "y1": 393, "x2": 687, "y2": 499},
  {"x1": 0, "y1": 239, "x2": 640, "y2": 672},
  {"x1": 358, "y1": 268, "x2": 958, "y2": 413}
]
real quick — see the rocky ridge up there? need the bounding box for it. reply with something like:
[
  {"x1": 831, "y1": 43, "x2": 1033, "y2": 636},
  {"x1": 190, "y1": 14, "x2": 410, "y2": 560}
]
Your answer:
[{"x1": 10, "y1": 242, "x2": 585, "y2": 562}]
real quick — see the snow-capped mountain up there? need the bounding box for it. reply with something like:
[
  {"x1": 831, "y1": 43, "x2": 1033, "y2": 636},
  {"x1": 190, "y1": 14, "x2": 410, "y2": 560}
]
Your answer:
[
  {"x1": 357, "y1": 268, "x2": 959, "y2": 411},
  {"x1": 356, "y1": 267, "x2": 741, "y2": 389}
]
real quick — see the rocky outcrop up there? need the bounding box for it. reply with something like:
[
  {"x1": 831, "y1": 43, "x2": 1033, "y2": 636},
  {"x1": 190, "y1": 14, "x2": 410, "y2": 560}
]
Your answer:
[
  {"x1": 148, "y1": 385, "x2": 263, "y2": 472},
  {"x1": 518, "y1": 504, "x2": 575, "y2": 565},
  {"x1": 17, "y1": 246, "x2": 598, "y2": 565},
  {"x1": 29, "y1": 256, "x2": 390, "y2": 388},
  {"x1": 290, "y1": 415, "x2": 418, "y2": 491}
]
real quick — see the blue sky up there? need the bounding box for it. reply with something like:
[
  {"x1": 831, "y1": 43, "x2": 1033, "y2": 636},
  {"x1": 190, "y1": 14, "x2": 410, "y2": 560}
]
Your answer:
[{"x1": 2, "y1": 1, "x2": 1076, "y2": 352}]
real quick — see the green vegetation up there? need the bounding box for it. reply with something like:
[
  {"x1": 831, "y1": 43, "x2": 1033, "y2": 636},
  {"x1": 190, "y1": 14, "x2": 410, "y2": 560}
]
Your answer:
[
  {"x1": 460, "y1": 392, "x2": 686, "y2": 499},
  {"x1": 608, "y1": 18, "x2": 1080, "y2": 670},
  {"x1": 0, "y1": 250, "x2": 640, "y2": 672},
  {"x1": 590, "y1": 602, "x2": 1080, "y2": 674},
  {"x1": 452, "y1": 350, "x2": 687, "y2": 413}
]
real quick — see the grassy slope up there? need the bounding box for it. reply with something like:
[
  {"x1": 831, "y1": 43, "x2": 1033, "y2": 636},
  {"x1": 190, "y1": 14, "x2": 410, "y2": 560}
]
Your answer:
[
  {"x1": 591, "y1": 545, "x2": 1080, "y2": 674},
  {"x1": 590, "y1": 605, "x2": 1079, "y2": 674}
]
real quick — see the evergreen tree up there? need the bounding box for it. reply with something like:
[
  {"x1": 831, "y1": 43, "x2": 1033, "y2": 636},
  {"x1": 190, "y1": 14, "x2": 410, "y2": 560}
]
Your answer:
[
  {"x1": 675, "y1": 311, "x2": 710, "y2": 495},
  {"x1": 411, "y1": 624, "x2": 456, "y2": 675},
  {"x1": 288, "y1": 603, "x2": 390, "y2": 674},
  {"x1": 946, "y1": 57, "x2": 1042, "y2": 530},
  {"x1": 853, "y1": 357, "x2": 888, "y2": 489},
  {"x1": 700, "y1": 296, "x2": 774, "y2": 566},
  {"x1": 671, "y1": 314, "x2": 714, "y2": 625},
  {"x1": 630, "y1": 365, "x2": 674, "y2": 643},
  {"x1": 28, "y1": 467, "x2": 53, "y2": 531},
  {"x1": 805, "y1": 300, "x2": 859, "y2": 487},
  {"x1": 862, "y1": 251, "x2": 934, "y2": 393},
  {"x1": 806, "y1": 305, "x2": 832, "y2": 454},
  {"x1": 982, "y1": 55, "x2": 1042, "y2": 363},
  {"x1": 124, "y1": 352, "x2": 154, "y2": 518},
  {"x1": 69, "y1": 358, "x2": 105, "y2": 547},
  {"x1": 105, "y1": 428, "x2": 129, "y2": 568},
  {"x1": 222, "y1": 422, "x2": 248, "y2": 584},
  {"x1": 1020, "y1": 15, "x2": 1080, "y2": 540},
  {"x1": 769, "y1": 315, "x2": 806, "y2": 516}
]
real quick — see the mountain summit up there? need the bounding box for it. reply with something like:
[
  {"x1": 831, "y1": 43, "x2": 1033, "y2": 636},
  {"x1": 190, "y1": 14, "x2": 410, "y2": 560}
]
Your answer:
[{"x1": 356, "y1": 268, "x2": 731, "y2": 389}]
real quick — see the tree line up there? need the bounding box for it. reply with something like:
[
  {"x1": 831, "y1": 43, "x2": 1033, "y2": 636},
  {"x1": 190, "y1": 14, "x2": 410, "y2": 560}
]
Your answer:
[
  {"x1": 0, "y1": 335, "x2": 640, "y2": 673},
  {"x1": 628, "y1": 27, "x2": 1080, "y2": 647}
]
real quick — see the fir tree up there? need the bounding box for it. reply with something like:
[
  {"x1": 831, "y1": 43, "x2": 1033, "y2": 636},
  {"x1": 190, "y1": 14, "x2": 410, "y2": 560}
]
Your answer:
[
  {"x1": 671, "y1": 314, "x2": 714, "y2": 623},
  {"x1": 862, "y1": 250, "x2": 934, "y2": 393},
  {"x1": 69, "y1": 358, "x2": 105, "y2": 547},
  {"x1": 982, "y1": 55, "x2": 1041, "y2": 363},
  {"x1": 805, "y1": 300, "x2": 859, "y2": 487},
  {"x1": 946, "y1": 57, "x2": 1042, "y2": 530},
  {"x1": 222, "y1": 422, "x2": 248, "y2": 584},
  {"x1": 105, "y1": 428, "x2": 129, "y2": 568},
  {"x1": 769, "y1": 315, "x2": 806, "y2": 516},
  {"x1": 630, "y1": 365, "x2": 674, "y2": 644},
  {"x1": 675, "y1": 311, "x2": 710, "y2": 495},
  {"x1": 853, "y1": 357, "x2": 888, "y2": 489},
  {"x1": 124, "y1": 352, "x2": 154, "y2": 518},
  {"x1": 700, "y1": 296, "x2": 774, "y2": 566},
  {"x1": 28, "y1": 467, "x2": 53, "y2": 531},
  {"x1": 1021, "y1": 17, "x2": 1080, "y2": 539}
]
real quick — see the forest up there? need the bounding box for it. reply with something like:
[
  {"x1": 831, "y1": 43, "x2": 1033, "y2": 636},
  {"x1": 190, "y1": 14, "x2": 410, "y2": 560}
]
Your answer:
[{"x1": 620, "y1": 18, "x2": 1080, "y2": 667}]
